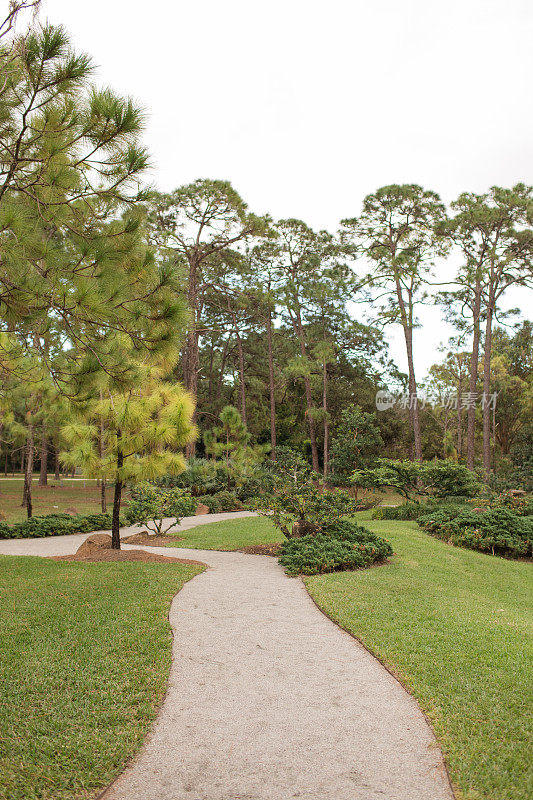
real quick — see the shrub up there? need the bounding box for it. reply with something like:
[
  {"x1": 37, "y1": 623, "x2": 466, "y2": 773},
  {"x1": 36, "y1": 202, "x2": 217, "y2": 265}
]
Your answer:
[
  {"x1": 418, "y1": 506, "x2": 533, "y2": 558},
  {"x1": 0, "y1": 512, "x2": 123, "y2": 540},
  {"x1": 124, "y1": 483, "x2": 197, "y2": 535},
  {"x1": 353, "y1": 459, "x2": 480, "y2": 502},
  {"x1": 372, "y1": 499, "x2": 469, "y2": 521},
  {"x1": 197, "y1": 491, "x2": 243, "y2": 513},
  {"x1": 279, "y1": 522, "x2": 392, "y2": 576}
]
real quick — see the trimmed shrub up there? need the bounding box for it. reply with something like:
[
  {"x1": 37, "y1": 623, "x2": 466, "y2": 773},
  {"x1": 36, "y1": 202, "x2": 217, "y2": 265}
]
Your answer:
[
  {"x1": 279, "y1": 521, "x2": 393, "y2": 576},
  {"x1": 372, "y1": 499, "x2": 469, "y2": 521},
  {"x1": 417, "y1": 507, "x2": 533, "y2": 558},
  {"x1": 0, "y1": 512, "x2": 124, "y2": 540},
  {"x1": 124, "y1": 483, "x2": 197, "y2": 535}
]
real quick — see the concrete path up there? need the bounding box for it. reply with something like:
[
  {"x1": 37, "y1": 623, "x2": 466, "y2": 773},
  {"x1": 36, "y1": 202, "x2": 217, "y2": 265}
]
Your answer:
[
  {"x1": 0, "y1": 513, "x2": 454, "y2": 800},
  {"x1": 0, "y1": 511, "x2": 257, "y2": 557}
]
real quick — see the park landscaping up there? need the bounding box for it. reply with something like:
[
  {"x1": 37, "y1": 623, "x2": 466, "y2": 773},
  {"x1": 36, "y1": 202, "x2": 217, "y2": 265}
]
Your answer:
[
  {"x1": 0, "y1": 555, "x2": 203, "y2": 800},
  {"x1": 166, "y1": 512, "x2": 531, "y2": 800}
]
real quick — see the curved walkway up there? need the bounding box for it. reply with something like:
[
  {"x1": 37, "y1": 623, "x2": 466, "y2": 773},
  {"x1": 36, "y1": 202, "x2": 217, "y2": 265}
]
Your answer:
[{"x1": 0, "y1": 513, "x2": 454, "y2": 800}]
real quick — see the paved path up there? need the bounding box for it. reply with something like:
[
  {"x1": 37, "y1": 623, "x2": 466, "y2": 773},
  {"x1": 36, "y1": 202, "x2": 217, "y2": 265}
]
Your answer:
[{"x1": 0, "y1": 513, "x2": 454, "y2": 800}]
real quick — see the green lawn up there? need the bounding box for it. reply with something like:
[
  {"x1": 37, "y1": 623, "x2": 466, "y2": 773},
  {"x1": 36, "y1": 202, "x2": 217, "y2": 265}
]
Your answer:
[
  {"x1": 305, "y1": 514, "x2": 533, "y2": 800},
  {"x1": 165, "y1": 515, "x2": 285, "y2": 550},
  {"x1": 0, "y1": 556, "x2": 203, "y2": 800},
  {"x1": 0, "y1": 477, "x2": 116, "y2": 523}
]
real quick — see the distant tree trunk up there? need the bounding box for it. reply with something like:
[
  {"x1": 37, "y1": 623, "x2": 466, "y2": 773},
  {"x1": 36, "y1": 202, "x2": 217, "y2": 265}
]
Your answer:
[
  {"x1": 291, "y1": 307, "x2": 319, "y2": 472},
  {"x1": 101, "y1": 479, "x2": 107, "y2": 513},
  {"x1": 266, "y1": 310, "x2": 277, "y2": 460},
  {"x1": 111, "y1": 443, "x2": 123, "y2": 550},
  {"x1": 4, "y1": 451, "x2": 8, "y2": 477},
  {"x1": 322, "y1": 364, "x2": 329, "y2": 477},
  {"x1": 467, "y1": 282, "x2": 482, "y2": 469},
  {"x1": 234, "y1": 323, "x2": 247, "y2": 426},
  {"x1": 99, "y1": 395, "x2": 106, "y2": 511},
  {"x1": 22, "y1": 425, "x2": 34, "y2": 518},
  {"x1": 394, "y1": 277, "x2": 422, "y2": 461},
  {"x1": 457, "y1": 372, "x2": 463, "y2": 458},
  {"x1": 54, "y1": 442, "x2": 60, "y2": 481},
  {"x1": 38, "y1": 426, "x2": 48, "y2": 486},
  {"x1": 184, "y1": 253, "x2": 200, "y2": 458},
  {"x1": 482, "y1": 297, "x2": 495, "y2": 475}
]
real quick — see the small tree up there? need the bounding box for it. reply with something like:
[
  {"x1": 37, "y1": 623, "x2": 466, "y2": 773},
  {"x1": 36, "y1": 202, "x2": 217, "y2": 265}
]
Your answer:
[
  {"x1": 329, "y1": 405, "x2": 383, "y2": 486},
  {"x1": 252, "y1": 448, "x2": 359, "y2": 538},
  {"x1": 61, "y1": 373, "x2": 196, "y2": 549},
  {"x1": 124, "y1": 483, "x2": 197, "y2": 536},
  {"x1": 352, "y1": 458, "x2": 480, "y2": 503}
]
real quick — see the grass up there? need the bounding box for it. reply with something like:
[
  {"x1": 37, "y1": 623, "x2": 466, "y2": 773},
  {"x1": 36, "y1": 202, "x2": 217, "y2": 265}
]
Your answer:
[
  {"x1": 165, "y1": 515, "x2": 284, "y2": 550},
  {"x1": 0, "y1": 555, "x2": 203, "y2": 800},
  {"x1": 0, "y1": 477, "x2": 116, "y2": 523},
  {"x1": 304, "y1": 513, "x2": 533, "y2": 800}
]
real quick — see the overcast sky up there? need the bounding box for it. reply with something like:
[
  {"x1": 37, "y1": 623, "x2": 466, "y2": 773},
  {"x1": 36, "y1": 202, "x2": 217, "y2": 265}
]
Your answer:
[{"x1": 37, "y1": 0, "x2": 533, "y2": 378}]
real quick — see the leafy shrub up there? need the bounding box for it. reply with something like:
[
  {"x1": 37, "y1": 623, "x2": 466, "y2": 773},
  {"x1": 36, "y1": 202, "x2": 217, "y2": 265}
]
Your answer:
[
  {"x1": 279, "y1": 521, "x2": 392, "y2": 576},
  {"x1": 418, "y1": 506, "x2": 533, "y2": 558},
  {"x1": 0, "y1": 512, "x2": 123, "y2": 540},
  {"x1": 156, "y1": 457, "x2": 271, "y2": 500},
  {"x1": 124, "y1": 483, "x2": 197, "y2": 535},
  {"x1": 197, "y1": 491, "x2": 243, "y2": 513},
  {"x1": 372, "y1": 499, "x2": 469, "y2": 521},
  {"x1": 353, "y1": 459, "x2": 480, "y2": 502}
]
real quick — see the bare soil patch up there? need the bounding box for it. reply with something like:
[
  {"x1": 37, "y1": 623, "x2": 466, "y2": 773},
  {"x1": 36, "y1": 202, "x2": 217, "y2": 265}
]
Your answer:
[
  {"x1": 122, "y1": 532, "x2": 183, "y2": 546},
  {"x1": 237, "y1": 543, "x2": 281, "y2": 556}
]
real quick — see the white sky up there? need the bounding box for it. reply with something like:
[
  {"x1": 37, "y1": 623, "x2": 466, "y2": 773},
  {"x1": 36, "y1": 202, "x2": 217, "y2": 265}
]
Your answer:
[{"x1": 32, "y1": 0, "x2": 533, "y2": 378}]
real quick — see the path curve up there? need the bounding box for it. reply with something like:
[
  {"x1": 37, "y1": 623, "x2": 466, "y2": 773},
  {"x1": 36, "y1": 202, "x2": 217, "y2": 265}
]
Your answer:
[{"x1": 0, "y1": 513, "x2": 454, "y2": 800}]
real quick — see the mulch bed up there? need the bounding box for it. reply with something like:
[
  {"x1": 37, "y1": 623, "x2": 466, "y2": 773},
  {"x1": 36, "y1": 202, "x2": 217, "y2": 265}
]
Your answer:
[
  {"x1": 121, "y1": 532, "x2": 184, "y2": 546},
  {"x1": 52, "y1": 549, "x2": 207, "y2": 566},
  {"x1": 237, "y1": 543, "x2": 281, "y2": 556}
]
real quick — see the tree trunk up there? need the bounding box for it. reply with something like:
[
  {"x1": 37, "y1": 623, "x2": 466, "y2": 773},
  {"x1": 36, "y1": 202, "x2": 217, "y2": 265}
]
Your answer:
[
  {"x1": 38, "y1": 426, "x2": 48, "y2": 486},
  {"x1": 101, "y1": 479, "x2": 107, "y2": 513},
  {"x1": 184, "y1": 254, "x2": 199, "y2": 457},
  {"x1": 322, "y1": 359, "x2": 329, "y2": 477},
  {"x1": 22, "y1": 425, "x2": 34, "y2": 518},
  {"x1": 467, "y1": 283, "x2": 482, "y2": 469},
  {"x1": 266, "y1": 310, "x2": 277, "y2": 460},
  {"x1": 482, "y1": 300, "x2": 494, "y2": 475},
  {"x1": 54, "y1": 443, "x2": 60, "y2": 481},
  {"x1": 292, "y1": 308, "x2": 319, "y2": 472},
  {"x1": 403, "y1": 325, "x2": 422, "y2": 461},
  {"x1": 234, "y1": 324, "x2": 247, "y2": 426},
  {"x1": 111, "y1": 446, "x2": 123, "y2": 549},
  {"x1": 457, "y1": 372, "x2": 463, "y2": 458}
]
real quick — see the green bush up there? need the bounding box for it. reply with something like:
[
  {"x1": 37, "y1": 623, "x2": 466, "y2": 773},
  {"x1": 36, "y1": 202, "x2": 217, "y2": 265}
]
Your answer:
[
  {"x1": 197, "y1": 491, "x2": 243, "y2": 513},
  {"x1": 418, "y1": 507, "x2": 533, "y2": 558},
  {"x1": 279, "y1": 523, "x2": 392, "y2": 576},
  {"x1": 372, "y1": 499, "x2": 469, "y2": 521},
  {"x1": 0, "y1": 512, "x2": 123, "y2": 540},
  {"x1": 124, "y1": 483, "x2": 197, "y2": 535},
  {"x1": 279, "y1": 520, "x2": 392, "y2": 576}
]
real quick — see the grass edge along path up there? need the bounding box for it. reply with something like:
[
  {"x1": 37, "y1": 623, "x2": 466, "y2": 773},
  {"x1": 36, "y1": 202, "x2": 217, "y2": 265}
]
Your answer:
[
  {"x1": 0, "y1": 555, "x2": 204, "y2": 800},
  {"x1": 304, "y1": 514, "x2": 533, "y2": 800}
]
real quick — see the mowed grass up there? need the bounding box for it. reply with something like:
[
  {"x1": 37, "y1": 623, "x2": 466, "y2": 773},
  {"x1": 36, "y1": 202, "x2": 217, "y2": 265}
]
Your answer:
[
  {"x1": 0, "y1": 477, "x2": 116, "y2": 523},
  {"x1": 304, "y1": 513, "x2": 533, "y2": 800},
  {"x1": 0, "y1": 556, "x2": 203, "y2": 800},
  {"x1": 166, "y1": 515, "x2": 284, "y2": 550}
]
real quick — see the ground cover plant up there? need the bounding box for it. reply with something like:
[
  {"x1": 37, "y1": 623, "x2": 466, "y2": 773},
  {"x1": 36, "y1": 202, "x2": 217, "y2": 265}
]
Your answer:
[
  {"x1": 303, "y1": 513, "x2": 533, "y2": 800},
  {"x1": 0, "y1": 555, "x2": 203, "y2": 800},
  {"x1": 417, "y1": 506, "x2": 533, "y2": 558},
  {"x1": 0, "y1": 511, "x2": 123, "y2": 539}
]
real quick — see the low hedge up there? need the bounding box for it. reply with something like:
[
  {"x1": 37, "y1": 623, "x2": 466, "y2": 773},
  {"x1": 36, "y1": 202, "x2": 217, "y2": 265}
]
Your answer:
[
  {"x1": 279, "y1": 520, "x2": 393, "y2": 576},
  {"x1": 0, "y1": 512, "x2": 125, "y2": 540},
  {"x1": 372, "y1": 499, "x2": 470, "y2": 521},
  {"x1": 417, "y1": 507, "x2": 533, "y2": 558}
]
